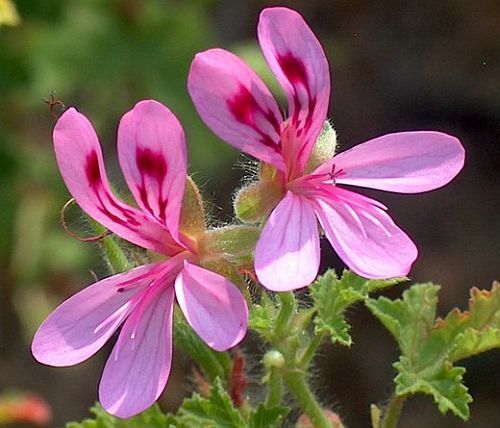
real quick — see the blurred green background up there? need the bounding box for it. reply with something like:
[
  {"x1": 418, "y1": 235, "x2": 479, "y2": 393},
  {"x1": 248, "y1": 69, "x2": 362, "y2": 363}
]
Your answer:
[{"x1": 0, "y1": 0, "x2": 498, "y2": 427}]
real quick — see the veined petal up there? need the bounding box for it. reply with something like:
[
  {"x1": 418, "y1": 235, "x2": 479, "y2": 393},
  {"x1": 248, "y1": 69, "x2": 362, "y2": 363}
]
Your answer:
[
  {"x1": 258, "y1": 7, "x2": 330, "y2": 175},
  {"x1": 316, "y1": 131, "x2": 465, "y2": 193},
  {"x1": 313, "y1": 193, "x2": 418, "y2": 278},
  {"x1": 255, "y1": 191, "x2": 320, "y2": 291},
  {"x1": 53, "y1": 108, "x2": 182, "y2": 255},
  {"x1": 118, "y1": 100, "x2": 187, "y2": 241},
  {"x1": 31, "y1": 264, "x2": 160, "y2": 367},
  {"x1": 175, "y1": 261, "x2": 248, "y2": 351},
  {"x1": 99, "y1": 285, "x2": 175, "y2": 419},
  {"x1": 188, "y1": 48, "x2": 285, "y2": 170}
]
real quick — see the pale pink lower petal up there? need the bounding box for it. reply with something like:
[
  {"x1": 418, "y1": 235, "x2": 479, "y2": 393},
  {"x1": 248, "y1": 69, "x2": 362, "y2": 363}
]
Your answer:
[
  {"x1": 258, "y1": 7, "x2": 330, "y2": 176},
  {"x1": 31, "y1": 264, "x2": 160, "y2": 367},
  {"x1": 315, "y1": 131, "x2": 465, "y2": 193},
  {"x1": 255, "y1": 191, "x2": 320, "y2": 291},
  {"x1": 118, "y1": 100, "x2": 187, "y2": 241},
  {"x1": 99, "y1": 286, "x2": 175, "y2": 419},
  {"x1": 188, "y1": 48, "x2": 285, "y2": 170},
  {"x1": 313, "y1": 194, "x2": 418, "y2": 278},
  {"x1": 53, "y1": 108, "x2": 182, "y2": 255},
  {"x1": 174, "y1": 262, "x2": 248, "y2": 351}
]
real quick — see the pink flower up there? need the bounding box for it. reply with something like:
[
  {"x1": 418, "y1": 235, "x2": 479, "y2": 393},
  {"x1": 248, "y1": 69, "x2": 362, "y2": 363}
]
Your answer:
[
  {"x1": 31, "y1": 100, "x2": 248, "y2": 418},
  {"x1": 188, "y1": 7, "x2": 465, "y2": 291}
]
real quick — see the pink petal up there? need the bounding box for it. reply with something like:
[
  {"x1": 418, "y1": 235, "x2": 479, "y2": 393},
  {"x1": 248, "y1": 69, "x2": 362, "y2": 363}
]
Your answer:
[
  {"x1": 316, "y1": 131, "x2": 465, "y2": 193},
  {"x1": 118, "y1": 100, "x2": 187, "y2": 241},
  {"x1": 99, "y1": 286, "x2": 175, "y2": 419},
  {"x1": 313, "y1": 189, "x2": 418, "y2": 278},
  {"x1": 31, "y1": 264, "x2": 160, "y2": 367},
  {"x1": 53, "y1": 108, "x2": 182, "y2": 255},
  {"x1": 174, "y1": 261, "x2": 248, "y2": 351},
  {"x1": 188, "y1": 48, "x2": 285, "y2": 170},
  {"x1": 255, "y1": 191, "x2": 320, "y2": 291},
  {"x1": 258, "y1": 7, "x2": 330, "y2": 175}
]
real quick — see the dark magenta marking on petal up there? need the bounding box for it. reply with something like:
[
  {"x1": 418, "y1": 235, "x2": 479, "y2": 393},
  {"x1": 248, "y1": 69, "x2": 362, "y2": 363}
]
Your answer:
[
  {"x1": 228, "y1": 85, "x2": 258, "y2": 126},
  {"x1": 85, "y1": 151, "x2": 101, "y2": 188},
  {"x1": 277, "y1": 52, "x2": 309, "y2": 89},
  {"x1": 227, "y1": 85, "x2": 281, "y2": 154},
  {"x1": 84, "y1": 151, "x2": 142, "y2": 228},
  {"x1": 135, "y1": 147, "x2": 169, "y2": 223},
  {"x1": 136, "y1": 147, "x2": 168, "y2": 183}
]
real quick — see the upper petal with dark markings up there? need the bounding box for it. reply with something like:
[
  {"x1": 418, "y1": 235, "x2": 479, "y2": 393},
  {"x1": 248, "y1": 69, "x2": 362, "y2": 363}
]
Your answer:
[
  {"x1": 258, "y1": 7, "x2": 330, "y2": 177},
  {"x1": 188, "y1": 48, "x2": 285, "y2": 170},
  {"x1": 53, "y1": 107, "x2": 182, "y2": 255},
  {"x1": 118, "y1": 100, "x2": 188, "y2": 241}
]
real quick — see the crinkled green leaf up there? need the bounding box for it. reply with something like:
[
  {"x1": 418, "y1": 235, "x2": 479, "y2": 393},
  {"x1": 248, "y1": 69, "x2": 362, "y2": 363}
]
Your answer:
[
  {"x1": 179, "y1": 378, "x2": 246, "y2": 428},
  {"x1": 394, "y1": 357, "x2": 471, "y2": 420},
  {"x1": 438, "y1": 282, "x2": 500, "y2": 362},
  {"x1": 248, "y1": 404, "x2": 289, "y2": 428},
  {"x1": 66, "y1": 403, "x2": 170, "y2": 428},
  {"x1": 310, "y1": 269, "x2": 404, "y2": 346},
  {"x1": 367, "y1": 282, "x2": 500, "y2": 421}
]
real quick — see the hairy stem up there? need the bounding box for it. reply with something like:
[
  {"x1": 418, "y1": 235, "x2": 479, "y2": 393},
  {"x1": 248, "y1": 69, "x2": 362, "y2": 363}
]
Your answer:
[
  {"x1": 90, "y1": 219, "x2": 130, "y2": 273},
  {"x1": 266, "y1": 370, "x2": 283, "y2": 408},
  {"x1": 283, "y1": 370, "x2": 331, "y2": 428},
  {"x1": 275, "y1": 291, "x2": 296, "y2": 340},
  {"x1": 380, "y1": 394, "x2": 407, "y2": 428},
  {"x1": 299, "y1": 331, "x2": 326, "y2": 369}
]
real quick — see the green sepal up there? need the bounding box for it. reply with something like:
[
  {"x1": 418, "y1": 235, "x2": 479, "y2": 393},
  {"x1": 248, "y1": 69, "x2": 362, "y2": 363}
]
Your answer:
[
  {"x1": 198, "y1": 225, "x2": 260, "y2": 266},
  {"x1": 310, "y1": 269, "x2": 404, "y2": 346},
  {"x1": 305, "y1": 120, "x2": 337, "y2": 173},
  {"x1": 233, "y1": 180, "x2": 283, "y2": 224},
  {"x1": 179, "y1": 176, "x2": 206, "y2": 238}
]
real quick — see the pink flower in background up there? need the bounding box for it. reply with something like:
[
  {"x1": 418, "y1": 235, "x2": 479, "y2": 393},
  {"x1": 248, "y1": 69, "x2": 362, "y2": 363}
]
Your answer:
[
  {"x1": 32, "y1": 100, "x2": 248, "y2": 418},
  {"x1": 188, "y1": 7, "x2": 465, "y2": 291}
]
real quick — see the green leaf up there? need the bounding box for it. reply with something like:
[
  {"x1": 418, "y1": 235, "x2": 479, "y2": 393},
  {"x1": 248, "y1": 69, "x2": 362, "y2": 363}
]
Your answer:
[
  {"x1": 366, "y1": 283, "x2": 440, "y2": 357},
  {"x1": 248, "y1": 404, "x2": 289, "y2": 428},
  {"x1": 367, "y1": 282, "x2": 500, "y2": 420},
  {"x1": 66, "y1": 403, "x2": 170, "y2": 428},
  {"x1": 310, "y1": 269, "x2": 403, "y2": 346},
  {"x1": 249, "y1": 292, "x2": 279, "y2": 341},
  {"x1": 394, "y1": 357, "x2": 471, "y2": 420},
  {"x1": 179, "y1": 378, "x2": 246, "y2": 428},
  {"x1": 438, "y1": 282, "x2": 500, "y2": 362}
]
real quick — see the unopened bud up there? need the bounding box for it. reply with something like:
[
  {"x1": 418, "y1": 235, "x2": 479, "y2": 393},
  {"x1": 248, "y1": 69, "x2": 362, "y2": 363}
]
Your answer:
[{"x1": 263, "y1": 350, "x2": 285, "y2": 370}]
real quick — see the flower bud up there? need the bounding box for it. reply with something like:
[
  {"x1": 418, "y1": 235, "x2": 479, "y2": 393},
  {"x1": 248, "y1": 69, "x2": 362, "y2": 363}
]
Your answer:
[
  {"x1": 263, "y1": 350, "x2": 285, "y2": 370},
  {"x1": 305, "y1": 120, "x2": 337, "y2": 173}
]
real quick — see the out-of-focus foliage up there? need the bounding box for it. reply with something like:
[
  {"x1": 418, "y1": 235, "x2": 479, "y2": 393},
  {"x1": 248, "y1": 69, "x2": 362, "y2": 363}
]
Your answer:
[{"x1": 0, "y1": 0, "x2": 19, "y2": 27}]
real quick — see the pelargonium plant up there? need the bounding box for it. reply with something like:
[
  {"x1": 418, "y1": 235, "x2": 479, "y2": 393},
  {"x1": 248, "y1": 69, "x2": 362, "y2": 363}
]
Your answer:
[{"x1": 32, "y1": 7, "x2": 500, "y2": 428}]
